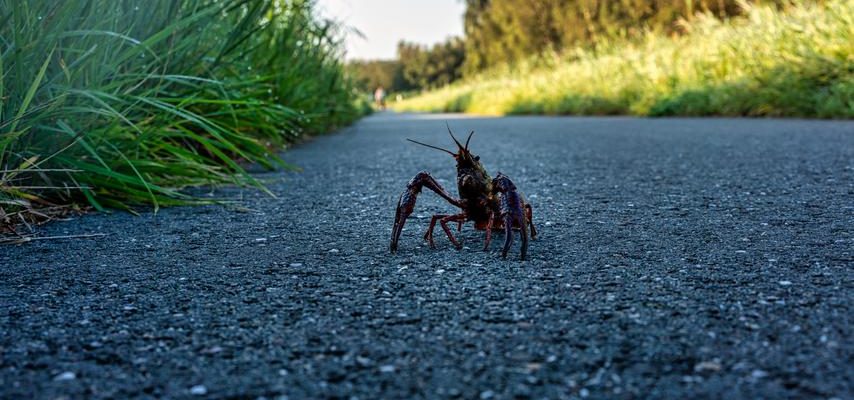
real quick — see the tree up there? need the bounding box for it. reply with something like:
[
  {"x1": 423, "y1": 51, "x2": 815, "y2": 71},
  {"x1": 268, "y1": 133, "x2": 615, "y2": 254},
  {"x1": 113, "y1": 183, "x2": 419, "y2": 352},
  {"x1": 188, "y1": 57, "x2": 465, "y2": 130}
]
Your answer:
[
  {"x1": 346, "y1": 60, "x2": 410, "y2": 93},
  {"x1": 397, "y1": 37, "x2": 466, "y2": 90}
]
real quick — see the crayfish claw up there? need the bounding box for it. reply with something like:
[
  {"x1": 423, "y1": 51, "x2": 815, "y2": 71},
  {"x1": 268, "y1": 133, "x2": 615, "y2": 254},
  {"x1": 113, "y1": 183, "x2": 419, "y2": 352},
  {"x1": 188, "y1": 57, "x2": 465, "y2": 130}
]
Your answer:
[
  {"x1": 390, "y1": 171, "x2": 463, "y2": 253},
  {"x1": 493, "y1": 174, "x2": 531, "y2": 261}
]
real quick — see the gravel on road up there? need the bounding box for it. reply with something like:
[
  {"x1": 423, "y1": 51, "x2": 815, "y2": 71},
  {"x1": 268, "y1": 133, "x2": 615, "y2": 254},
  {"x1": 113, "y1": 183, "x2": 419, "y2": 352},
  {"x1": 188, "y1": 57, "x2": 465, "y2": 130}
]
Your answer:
[{"x1": 1, "y1": 113, "x2": 852, "y2": 399}]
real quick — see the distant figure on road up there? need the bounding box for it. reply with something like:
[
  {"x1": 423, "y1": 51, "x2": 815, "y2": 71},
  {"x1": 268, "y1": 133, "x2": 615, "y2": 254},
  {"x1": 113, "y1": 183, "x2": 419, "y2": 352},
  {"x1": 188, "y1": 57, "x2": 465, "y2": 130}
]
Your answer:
[{"x1": 374, "y1": 86, "x2": 386, "y2": 110}]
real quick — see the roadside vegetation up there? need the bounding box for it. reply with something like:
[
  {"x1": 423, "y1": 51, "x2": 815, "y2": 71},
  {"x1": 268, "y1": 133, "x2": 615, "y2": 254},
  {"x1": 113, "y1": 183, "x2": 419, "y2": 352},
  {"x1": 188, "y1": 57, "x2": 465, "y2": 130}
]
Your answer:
[
  {"x1": 350, "y1": 0, "x2": 804, "y2": 96},
  {"x1": 393, "y1": 0, "x2": 852, "y2": 118},
  {"x1": 0, "y1": 0, "x2": 365, "y2": 237}
]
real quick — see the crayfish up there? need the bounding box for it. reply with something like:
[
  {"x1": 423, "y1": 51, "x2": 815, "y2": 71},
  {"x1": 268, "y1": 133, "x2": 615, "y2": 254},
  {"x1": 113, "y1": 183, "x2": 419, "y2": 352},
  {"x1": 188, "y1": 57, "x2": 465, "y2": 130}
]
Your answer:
[{"x1": 390, "y1": 125, "x2": 537, "y2": 260}]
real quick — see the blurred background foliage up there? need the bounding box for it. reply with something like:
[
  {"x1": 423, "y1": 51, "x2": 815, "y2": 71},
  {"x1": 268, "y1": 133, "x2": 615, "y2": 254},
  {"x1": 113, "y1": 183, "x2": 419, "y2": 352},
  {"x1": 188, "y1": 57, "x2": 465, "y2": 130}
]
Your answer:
[
  {"x1": 394, "y1": 0, "x2": 854, "y2": 118},
  {"x1": 349, "y1": 0, "x2": 805, "y2": 93},
  {"x1": 0, "y1": 0, "x2": 366, "y2": 234},
  {"x1": 460, "y1": 0, "x2": 795, "y2": 74},
  {"x1": 386, "y1": 0, "x2": 851, "y2": 118},
  {"x1": 347, "y1": 0, "x2": 850, "y2": 119},
  {"x1": 347, "y1": 37, "x2": 466, "y2": 94}
]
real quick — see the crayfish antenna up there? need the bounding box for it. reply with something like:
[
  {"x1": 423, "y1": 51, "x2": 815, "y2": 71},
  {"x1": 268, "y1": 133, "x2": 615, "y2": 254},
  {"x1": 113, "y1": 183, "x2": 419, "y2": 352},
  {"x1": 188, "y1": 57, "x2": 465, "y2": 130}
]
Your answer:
[
  {"x1": 446, "y1": 122, "x2": 464, "y2": 149},
  {"x1": 406, "y1": 138, "x2": 456, "y2": 156},
  {"x1": 464, "y1": 130, "x2": 474, "y2": 151}
]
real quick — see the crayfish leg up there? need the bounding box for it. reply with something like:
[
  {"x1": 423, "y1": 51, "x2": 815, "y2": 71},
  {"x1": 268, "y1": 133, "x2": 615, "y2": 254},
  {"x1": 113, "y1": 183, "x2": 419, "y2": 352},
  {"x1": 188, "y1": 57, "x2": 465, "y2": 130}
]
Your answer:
[
  {"x1": 525, "y1": 203, "x2": 537, "y2": 240},
  {"x1": 440, "y1": 213, "x2": 467, "y2": 250},
  {"x1": 483, "y1": 211, "x2": 494, "y2": 251}
]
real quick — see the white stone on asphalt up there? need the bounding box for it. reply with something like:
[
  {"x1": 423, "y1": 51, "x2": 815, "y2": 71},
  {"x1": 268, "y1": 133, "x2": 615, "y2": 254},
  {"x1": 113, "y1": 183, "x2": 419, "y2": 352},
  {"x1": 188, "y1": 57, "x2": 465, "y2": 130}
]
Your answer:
[
  {"x1": 54, "y1": 371, "x2": 76, "y2": 381},
  {"x1": 190, "y1": 385, "x2": 208, "y2": 395}
]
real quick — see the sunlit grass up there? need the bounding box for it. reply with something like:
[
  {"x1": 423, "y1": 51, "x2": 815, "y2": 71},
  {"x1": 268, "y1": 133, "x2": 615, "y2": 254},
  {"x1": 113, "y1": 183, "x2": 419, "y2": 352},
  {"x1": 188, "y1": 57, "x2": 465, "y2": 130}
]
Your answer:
[
  {"x1": 395, "y1": 0, "x2": 853, "y2": 118},
  {"x1": 0, "y1": 0, "x2": 365, "y2": 232}
]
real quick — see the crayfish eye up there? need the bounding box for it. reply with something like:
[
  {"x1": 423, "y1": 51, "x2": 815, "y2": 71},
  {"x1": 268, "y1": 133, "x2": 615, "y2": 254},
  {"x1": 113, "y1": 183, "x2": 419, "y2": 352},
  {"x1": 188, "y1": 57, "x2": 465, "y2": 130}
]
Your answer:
[{"x1": 474, "y1": 156, "x2": 480, "y2": 161}]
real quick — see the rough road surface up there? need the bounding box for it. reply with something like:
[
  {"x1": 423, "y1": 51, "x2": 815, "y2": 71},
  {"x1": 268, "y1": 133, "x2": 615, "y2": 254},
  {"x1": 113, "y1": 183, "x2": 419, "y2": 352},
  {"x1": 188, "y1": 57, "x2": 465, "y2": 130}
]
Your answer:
[{"x1": 2, "y1": 113, "x2": 852, "y2": 399}]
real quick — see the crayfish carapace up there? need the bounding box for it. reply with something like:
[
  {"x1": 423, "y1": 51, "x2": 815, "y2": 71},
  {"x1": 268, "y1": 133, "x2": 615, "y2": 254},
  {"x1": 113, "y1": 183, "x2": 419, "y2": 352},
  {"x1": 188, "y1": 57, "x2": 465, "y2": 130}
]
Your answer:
[{"x1": 390, "y1": 125, "x2": 537, "y2": 260}]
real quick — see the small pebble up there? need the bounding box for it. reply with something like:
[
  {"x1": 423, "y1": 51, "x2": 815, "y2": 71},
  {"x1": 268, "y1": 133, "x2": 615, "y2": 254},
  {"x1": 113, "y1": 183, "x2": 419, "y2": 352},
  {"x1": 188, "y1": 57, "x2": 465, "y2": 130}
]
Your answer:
[
  {"x1": 379, "y1": 365, "x2": 396, "y2": 373},
  {"x1": 525, "y1": 362, "x2": 542, "y2": 372},
  {"x1": 54, "y1": 371, "x2": 76, "y2": 381},
  {"x1": 289, "y1": 263, "x2": 302, "y2": 267},
  {"x1": 190, "y1": 385, "x2": 208, "y2": 395},
  {"x1": 328, "y1": 249, "x2": 339, "y2": 253},
  {"x1": 202, "y1": 346, "x2": 223, "y2": 354},
  {"x1": 480, "y1": 390, "x2": 495, "y2": 399},
  {"x1": 694, "y1": 361, "x2": 722, "y2": 373},
  {"x1": 751, "y1": 370, "x2": 768, "y2": 379},
  {"x1": 778, "y1": 280, "x2": 792, "y2": 286}
]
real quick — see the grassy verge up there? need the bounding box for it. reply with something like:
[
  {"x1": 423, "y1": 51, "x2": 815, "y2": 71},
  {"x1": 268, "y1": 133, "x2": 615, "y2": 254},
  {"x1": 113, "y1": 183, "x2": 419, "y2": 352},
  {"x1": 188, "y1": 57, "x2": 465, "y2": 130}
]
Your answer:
[
  {"x1": 395, "y1": 0, "x2": 852, "y2": 118},
  {"x1": 0, "y1": 0, "x2": 366, "y2": 237}
]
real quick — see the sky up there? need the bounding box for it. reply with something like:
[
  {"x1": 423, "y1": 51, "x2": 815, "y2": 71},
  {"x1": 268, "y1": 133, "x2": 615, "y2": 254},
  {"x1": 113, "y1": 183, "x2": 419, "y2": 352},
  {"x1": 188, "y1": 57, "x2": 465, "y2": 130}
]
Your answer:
[{"x1": 315, "y1": 0, "x2": 466, "y2": 60}]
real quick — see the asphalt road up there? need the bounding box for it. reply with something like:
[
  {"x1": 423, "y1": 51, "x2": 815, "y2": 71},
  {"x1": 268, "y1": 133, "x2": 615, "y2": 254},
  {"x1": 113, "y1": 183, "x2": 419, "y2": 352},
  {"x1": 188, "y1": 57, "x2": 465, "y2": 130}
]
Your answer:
[{"x1": 1, "y1": 113, "x2": 852, "y2": 399}]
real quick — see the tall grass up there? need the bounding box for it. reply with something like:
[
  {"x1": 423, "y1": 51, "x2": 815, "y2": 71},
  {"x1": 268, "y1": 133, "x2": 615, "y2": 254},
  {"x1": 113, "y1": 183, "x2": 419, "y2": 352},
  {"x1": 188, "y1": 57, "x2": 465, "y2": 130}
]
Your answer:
[
  {"x1": 395, "y1": 0, "x2": 853, "y2": 118},
  {"x1": 0, "y1": 0, "x2": 365, "y2": 232}
]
